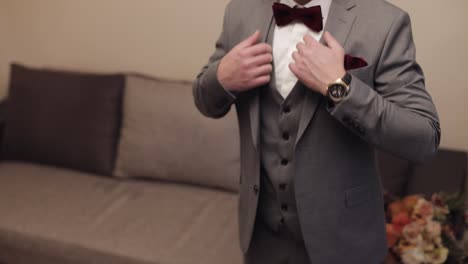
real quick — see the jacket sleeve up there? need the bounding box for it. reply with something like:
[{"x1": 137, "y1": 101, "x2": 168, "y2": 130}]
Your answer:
[
  {"x1": 193, "y1": 1, "x2": 237, "y2": 119},
  {"x1": 328, "y1": 11, "x2": 441, "y2": 164}
]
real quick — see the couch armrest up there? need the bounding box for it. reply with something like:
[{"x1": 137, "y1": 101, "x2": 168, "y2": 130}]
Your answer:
[
  {"x1": 0, "y1": 98, "x2": 6, "y2": 121},
  {"x1": 406, "y1": 149, "x2": 468, "y2": 239},
  {"x1": 0, "y1": 99, "x2": 7, "y2": 157},
  {"x1": 406, "y1": 149, "x2": 467, "y2": 197}
]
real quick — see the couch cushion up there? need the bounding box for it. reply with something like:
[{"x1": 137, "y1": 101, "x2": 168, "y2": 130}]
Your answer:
[
  {"x1": 114, "y1": 74, "x2": 240, "y2": 192},
  {"x1": 0, "y1": 161, "x2": 242, "y2": 264},
  {"x1": 2, "y1": 64, "x2": 124, "y2": 175}
]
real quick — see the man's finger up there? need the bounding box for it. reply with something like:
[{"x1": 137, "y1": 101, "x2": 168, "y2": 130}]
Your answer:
[
  {"x1": 244, "y1": 43, "x2": 272, "y2": 57},
  {"x1": 247, "y1": 53, "x2": 273, "y2": 67},
  {"x1": 238, "y1": 31, "x2": 261, "y2": 49},
  {"x1": 250, "y1": 64, "x2": 273, "y2": 77},
  {"x1": 292, "y1": 51, "x2": 300, "y2": 62},
  {"x1": 296, "y1": 42, "x2": 307, "y2": 55},
  {"x1": 323, "y1": 31, "x2": 342, "y2": 51},
  {"x1": 303, "y1": 34, "x2": 319, "y2": 46},
  {"x1": 248, "y1": 75, "x2": 270, "y2": 88},
  {"x1": 289, "y1": 62, "x2": 300, "y2": 76}
]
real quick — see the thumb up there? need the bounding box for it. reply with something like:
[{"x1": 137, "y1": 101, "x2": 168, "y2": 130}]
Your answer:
[
  {"x1": 238, "y1": 30, "x2": 261, "y2": 48},
  {"x1": 323, "y1": 31, "x2": 342, "y2": 51}
]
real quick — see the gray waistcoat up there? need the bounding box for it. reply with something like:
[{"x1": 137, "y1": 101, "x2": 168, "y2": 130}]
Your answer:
[{"x1": 258, "y1": 82, "x2": 306, "y2": 241}]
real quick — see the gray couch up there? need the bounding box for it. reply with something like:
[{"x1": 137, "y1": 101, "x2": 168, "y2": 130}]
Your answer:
[
  {"x1": 0, "y1": 64, "x2": 243, "y2": 264},
  {"x1": 0, "y1": 64, "x2": 465, "y2": 264}
]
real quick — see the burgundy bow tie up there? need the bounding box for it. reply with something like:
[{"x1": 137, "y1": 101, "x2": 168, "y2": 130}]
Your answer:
[{"x1": 272, "y1": 3, "x2": 323, "y2": 32}]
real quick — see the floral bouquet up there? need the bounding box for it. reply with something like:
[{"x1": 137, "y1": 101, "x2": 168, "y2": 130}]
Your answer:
[{"x1": 384, "y1": 192, "x2": 466, "y2": 264}]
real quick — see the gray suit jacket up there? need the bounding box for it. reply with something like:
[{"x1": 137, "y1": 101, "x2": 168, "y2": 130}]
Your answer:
[{"x1": 193, "y1": 0, "x2": 441, "y2": 263}]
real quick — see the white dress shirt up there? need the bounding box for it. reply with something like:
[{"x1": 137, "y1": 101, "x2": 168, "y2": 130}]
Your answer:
[{"x1": 273, "y1": 0, "x2": 332, "y2": 98}]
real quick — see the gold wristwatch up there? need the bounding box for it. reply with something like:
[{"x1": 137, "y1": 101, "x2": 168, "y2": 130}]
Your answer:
[{"x1": 326, "y1": 73, "x2": 352, "y2": 104}]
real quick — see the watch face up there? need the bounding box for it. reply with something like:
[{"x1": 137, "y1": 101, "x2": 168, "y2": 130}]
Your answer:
[{"x1": 329, "y1": 84, "x2": 346, "y2": 98}]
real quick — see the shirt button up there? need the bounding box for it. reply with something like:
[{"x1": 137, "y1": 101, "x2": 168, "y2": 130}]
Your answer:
[
  {"x1": 280, "y1": 218, "x2": 285, "y2": 225},
  {"x1": 282, "y1": 132, "x2": 290, "y2": 141},
  {"x1": 283, "y1": 106, "x2": 291, "y2": 114},
  {"x1": 281, "y1": 159, "x2": 289, "y2": 166},
  {"x1": 279, "y1": 183, "x2": 287, "y2": 191}
]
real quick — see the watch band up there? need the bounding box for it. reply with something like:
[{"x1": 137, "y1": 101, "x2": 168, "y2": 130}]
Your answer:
[{"x1": 342, "y1": 72, "x2": 352, "y2": 86}]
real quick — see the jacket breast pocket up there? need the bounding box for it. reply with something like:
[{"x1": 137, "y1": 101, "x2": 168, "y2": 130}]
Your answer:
[{"x1": 345, "y1": 184, "x2": 372, "y2": 208}]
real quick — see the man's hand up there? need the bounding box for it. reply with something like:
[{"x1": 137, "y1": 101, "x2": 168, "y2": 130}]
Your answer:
[
  {"x1": 217, "y1": 31, "x2": 273, "y2": 92},
  {"x1": 289, "y1": 31, "x2": 346, "y2": 96}
]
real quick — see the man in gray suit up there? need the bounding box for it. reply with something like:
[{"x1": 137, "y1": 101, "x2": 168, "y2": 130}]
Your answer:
[{"x1": 193, "y1": 0, "x2": 440, "y2": 263}]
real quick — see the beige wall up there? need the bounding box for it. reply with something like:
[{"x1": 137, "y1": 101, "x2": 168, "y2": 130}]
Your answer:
[
  {"x1": 388, "y1": 0, "x2": 468, "y2": 151},
  {"x1": 0, "y1": 0, "x2": 467, "y2": 151},
  {"x1": 1, "y1": 0, "x2": 230, "y2": 83},
  {"x1": 0, "y1": 0, "x2": 11, "y2": 99}
]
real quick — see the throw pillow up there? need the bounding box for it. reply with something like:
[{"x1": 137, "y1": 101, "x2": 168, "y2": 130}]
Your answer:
[
  {"x1": 114, "y1": 74, "x2": 240, "y2": 192},
  {"x1": 2, "y1": 64, "x2": 124, "y2": 175}
]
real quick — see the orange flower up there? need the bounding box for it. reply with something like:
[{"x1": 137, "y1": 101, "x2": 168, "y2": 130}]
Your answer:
[
  {"x1": 402, "y1": 195, "x2": 421, "y2": 213},
  {"x1": 392, "y1": 211, "x2": 411, "y2": 226},
  {"x1": 386, "y1": 224, "x2": 400, "y2": 248},
  {"x1": 388, "y1": 200, "x2": 405, "y2": 217}
]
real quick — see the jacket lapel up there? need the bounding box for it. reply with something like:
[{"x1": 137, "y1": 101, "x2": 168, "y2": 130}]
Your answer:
[
  {"x1": 295, "y1": 0, "x2": 356, "y2": 146},
  {"x1": 320, "y1": 0, "x2": 356, "y2": 46},
  {"x1": 249, "y1": 0, "x2": 277, "y2": 151}
]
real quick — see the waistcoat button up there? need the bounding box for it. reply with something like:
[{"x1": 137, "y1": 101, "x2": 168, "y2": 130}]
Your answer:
[
  {"x1": 279, "y1": 183, "x2": 287, "y2": 190},
  {"x1": 280, "y1": 218, "x2": 285, "y2": 225},
  {"x1": 281, "y1": 204, "x2": 288, "y2": 211}
]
